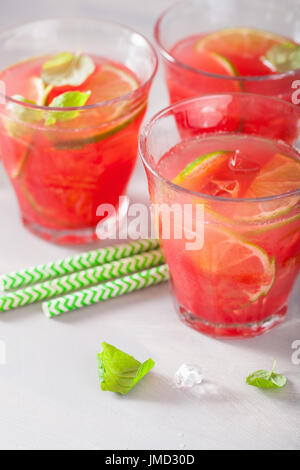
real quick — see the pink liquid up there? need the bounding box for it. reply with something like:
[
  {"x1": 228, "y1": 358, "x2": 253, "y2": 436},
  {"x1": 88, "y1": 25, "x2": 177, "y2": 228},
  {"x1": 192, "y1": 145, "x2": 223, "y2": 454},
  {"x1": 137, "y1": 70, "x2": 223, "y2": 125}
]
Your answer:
[
  {"x1": 165, "y1": 31, "x2": 300, "y2": 103},
  {"x1": 155, "y1": 134, "x2": 300, "y2": 337}
]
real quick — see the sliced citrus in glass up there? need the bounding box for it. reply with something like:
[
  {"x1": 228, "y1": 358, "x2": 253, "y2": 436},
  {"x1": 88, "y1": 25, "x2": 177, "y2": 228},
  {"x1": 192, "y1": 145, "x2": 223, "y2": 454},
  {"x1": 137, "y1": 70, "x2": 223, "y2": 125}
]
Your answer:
[
  {"x1": 46, "y1": 62, "x2": 139, "y2": 99},
  {"x1": 263, "y1": 42, "x2": 300, "y2": 73},
  {"x1": 45, "y1": 63, "x2": 141, "y2": 148},
  {"x1": 189, "y1": 226, "x2": 276, "y2": 311},
  {"x1": 191, "y1": 49, "x2": 239, "y2": 76},
  {"x1": 240, "y1": 153, "x2": 300, "y2": 221},
  {"x1": 195, "y1": 28, "x2": 288, "y2": 59},
  {"x1": 173, "y1": 151, "x2": 235, "y2": 192},
  {"x1": 84, "y1": 64, "x2": 139, "y2": 106},
  {"x1": 189, "y1": 44, "x2": 242, "y2": 92},
  {"x1": 195, "y1": 28, "x2": 289, "y2": 76},
  {"x1": 173, "y1": 150, "x2": 300, "y2": 221}
]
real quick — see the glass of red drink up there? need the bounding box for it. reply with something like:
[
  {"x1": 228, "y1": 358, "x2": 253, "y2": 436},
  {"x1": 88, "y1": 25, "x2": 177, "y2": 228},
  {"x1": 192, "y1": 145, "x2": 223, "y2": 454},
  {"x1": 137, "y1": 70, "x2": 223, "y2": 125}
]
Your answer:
[
  {"x1": 139, "y1": 93, "x2": 300, "y2": 338},
  {"x1": 155, "y1": 0, "x2": 300, "y2": 104},
  {"x1": 0, "y1": 19, "x2": 158, "y2": 244}
]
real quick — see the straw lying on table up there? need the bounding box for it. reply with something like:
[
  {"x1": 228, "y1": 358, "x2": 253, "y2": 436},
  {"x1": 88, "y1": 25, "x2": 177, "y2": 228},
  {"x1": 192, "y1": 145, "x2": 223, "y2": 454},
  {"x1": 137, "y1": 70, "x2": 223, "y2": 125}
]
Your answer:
[
  {"x1": 0, "y1": 238, "x2": 160, "y2": 291},
  {"x1": 43, "y1": 264, "x2": 170, "y2": 318},
  {"x1": 0, "y1": 240, "x2": 169, "y2": 317},
  {"x1": 0, "y1": 249, "x2": 165, "y2": 313}
]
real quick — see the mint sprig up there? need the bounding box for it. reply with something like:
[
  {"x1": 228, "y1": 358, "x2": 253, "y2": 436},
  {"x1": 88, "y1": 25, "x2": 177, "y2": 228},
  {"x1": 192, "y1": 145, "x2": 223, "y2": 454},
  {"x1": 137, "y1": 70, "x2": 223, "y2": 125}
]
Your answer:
[
  {"x1": 263, "y1": 42, "x2": 300, "y2": 73},
  {"x1": 97, "y1": 342, "x2": 155, "y2": 395},
  {"x1": 45, "y1": 90, "x2": 91, "y2": 126},
  {"x1": 41, "y1": 52, "x2": 95, "y2": 87},
  {"x1": 246, "y1": 360, "x2": 287, "y2": 389},
  {"x1": 43, "y1": 52, "x2": 74, "y2": 72}
]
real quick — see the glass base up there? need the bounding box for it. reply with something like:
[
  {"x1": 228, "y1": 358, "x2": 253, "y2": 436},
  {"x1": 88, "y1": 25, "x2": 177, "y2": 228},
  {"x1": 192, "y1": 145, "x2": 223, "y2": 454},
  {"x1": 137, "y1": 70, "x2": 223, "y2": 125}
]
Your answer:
[
  {"x1": 177, "y1": 305, "x2": 288, "y2": 339},
  {"x1": 21, "y1": 196, "x2": 130, "y2": 245},
  {"x1": 22, "y1": 218, "x2": 100, "y2": 245}
]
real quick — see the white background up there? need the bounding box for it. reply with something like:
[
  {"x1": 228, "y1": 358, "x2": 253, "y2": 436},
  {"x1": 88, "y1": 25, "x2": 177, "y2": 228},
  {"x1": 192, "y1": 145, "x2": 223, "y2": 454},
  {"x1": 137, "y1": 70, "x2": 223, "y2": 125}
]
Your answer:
[{"x1": 0, "y1": 0, "x2": 299, "y2": 451}]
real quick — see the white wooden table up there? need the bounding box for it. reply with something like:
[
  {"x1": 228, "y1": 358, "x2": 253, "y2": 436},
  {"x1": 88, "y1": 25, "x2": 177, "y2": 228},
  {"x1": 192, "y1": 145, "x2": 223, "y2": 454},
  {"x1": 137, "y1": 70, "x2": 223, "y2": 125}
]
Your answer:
[{"x1": 0, "y1": 0, "x2": 299, "y2": 450}]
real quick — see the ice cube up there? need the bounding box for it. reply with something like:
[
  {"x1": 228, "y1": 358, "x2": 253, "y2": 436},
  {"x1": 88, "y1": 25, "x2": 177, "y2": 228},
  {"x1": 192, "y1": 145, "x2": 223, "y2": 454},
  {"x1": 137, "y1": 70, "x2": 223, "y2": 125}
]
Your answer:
[
  {"x1": 174, "y1": 364, "x2": 203, "y2": 389},
  {"x1": 229, "y1": 150, "x2": 260, "y2": 173}
]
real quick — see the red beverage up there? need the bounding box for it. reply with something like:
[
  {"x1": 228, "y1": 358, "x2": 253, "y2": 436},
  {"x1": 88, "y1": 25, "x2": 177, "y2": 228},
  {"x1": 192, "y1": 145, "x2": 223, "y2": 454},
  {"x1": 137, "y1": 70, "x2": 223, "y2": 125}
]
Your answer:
[
  {"x1": 0, "y1": 56, "x2": 145, "y2": 243},
  {"x1": 157, "y1": 134, "x2": 300, "y2": 337},
  {"x1": 155, "y1": 0, "x2": 300, "y2": 105},
  {"x1": 140, "y1": 94, "x2": 300, "y2": 338},
  {"x1": 167, "y1": 29, "x2": 300, "y2": 102},
  {"x1": 0, "y1": 19, "x2": 157, "y2": 244}
]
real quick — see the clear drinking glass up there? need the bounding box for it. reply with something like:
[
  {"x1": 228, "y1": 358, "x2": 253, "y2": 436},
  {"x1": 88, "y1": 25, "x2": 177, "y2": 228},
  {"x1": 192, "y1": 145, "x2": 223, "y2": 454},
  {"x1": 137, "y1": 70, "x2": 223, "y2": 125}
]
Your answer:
[
  {"x1": 0, "y1": 19, "x2": 158, "y2": 244},
  {"x1": 155, "y1": 0, "x2": 300, "y2": 104},
  {"x1": 139, "y1": 93, "x2": 300, "y2": 338}
]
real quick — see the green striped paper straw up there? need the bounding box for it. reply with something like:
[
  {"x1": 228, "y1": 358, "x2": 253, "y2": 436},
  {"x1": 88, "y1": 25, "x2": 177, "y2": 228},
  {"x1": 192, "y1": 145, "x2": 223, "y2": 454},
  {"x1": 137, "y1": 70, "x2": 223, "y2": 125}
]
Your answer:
[
  {"x1": 0, "y1": 239, "x2": 160, "y2": 292},
  {"x1": 0, "y1": 249, "x2": 164, "y2": 313},
  {"x1": 43, "y1": 264, "x2": 170, "y2": 318}
]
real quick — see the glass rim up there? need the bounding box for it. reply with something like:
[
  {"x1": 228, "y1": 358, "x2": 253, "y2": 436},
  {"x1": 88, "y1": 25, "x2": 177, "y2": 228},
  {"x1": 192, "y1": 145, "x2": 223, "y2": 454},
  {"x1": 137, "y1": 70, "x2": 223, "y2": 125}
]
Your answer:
[
  {"x1": 139, "y1": 93, "x2": 300, "y2": 204},
  {"x1": 154, "y1": 0, "x2": 300, "y2": 83},
  {"x1": 0, "y1": 17, "x2": 158, "y2": 112}
]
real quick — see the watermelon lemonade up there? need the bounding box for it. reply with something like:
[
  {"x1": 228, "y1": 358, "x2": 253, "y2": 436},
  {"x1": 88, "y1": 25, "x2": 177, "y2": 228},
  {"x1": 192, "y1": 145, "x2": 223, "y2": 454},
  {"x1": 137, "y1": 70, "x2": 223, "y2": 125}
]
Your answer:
[
  {"x1": 140, "y1": 94, "x2": 300, "y2": 338},
  {"x1": 0, "y1": 19, "x2": 157, "y2": 244},
  {"x1": 155, "y1": 0, "x2": 300, "y2": 104}
]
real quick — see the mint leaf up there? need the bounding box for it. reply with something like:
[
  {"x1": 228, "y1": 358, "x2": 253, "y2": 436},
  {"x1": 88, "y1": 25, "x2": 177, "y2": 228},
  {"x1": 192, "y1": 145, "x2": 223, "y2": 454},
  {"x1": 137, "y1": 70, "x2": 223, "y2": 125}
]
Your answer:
[
  {"x1": 263, "y1": 42, "x2": 300, "y2": 73},
  {"x1": 45, "y1": 90, "x2": 91, "y2": 126},
  {"x1": 97, "y1": 342, "x2": 155, "y2": 395},
  {"x1": 246, "y1": 360, "x2": 287, "y2": 389},
  {"x1": 41, "y1": 52, "x2": 95, "y2": 87},
  {"x1": 43, "y1": 52, "x2": 74, "y2": 71}
]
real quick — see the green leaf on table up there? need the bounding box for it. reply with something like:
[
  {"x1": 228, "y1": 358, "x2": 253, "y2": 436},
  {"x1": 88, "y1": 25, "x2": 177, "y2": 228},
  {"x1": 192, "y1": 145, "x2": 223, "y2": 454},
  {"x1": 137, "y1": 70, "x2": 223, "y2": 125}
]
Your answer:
[
  {"x1": 45, "y1": 90, "x2": 91, "y2": 126},
  {"x1": 246, "y1": 360, "x2": 287, "y2": 389},
  {"x1": 41, "y1": 52, "x2": 95, "y2": 87},
  {"x1": 97, "y1": 342, "x2": 155, "y2": 395},
  {"x1": 263, "y1": 42, "x2": 300, "y2": 73}
]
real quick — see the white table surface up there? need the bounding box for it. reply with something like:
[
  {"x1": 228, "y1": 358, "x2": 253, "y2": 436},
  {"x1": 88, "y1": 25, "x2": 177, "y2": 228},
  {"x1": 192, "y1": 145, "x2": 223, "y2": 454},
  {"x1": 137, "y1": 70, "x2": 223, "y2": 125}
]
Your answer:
[{"x1": 0, "y1": 0, "x2": 299, "y2": 451}]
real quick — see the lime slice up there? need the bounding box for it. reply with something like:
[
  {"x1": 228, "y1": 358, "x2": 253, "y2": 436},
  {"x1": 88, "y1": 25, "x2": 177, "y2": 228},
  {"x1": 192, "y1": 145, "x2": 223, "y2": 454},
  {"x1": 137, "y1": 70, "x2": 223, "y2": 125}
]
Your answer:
[
  {"x1": 81, "y1": 64, "x2": 139, "y2": 111},
  {"x1": 211, "y1": 52, "x2": 239, "y2": 76},
  {"x1": 192, "y1": 48, "x2": 239, "y2": 75},
  {"x1": 174, "y1": 150, "x2": 300, "y2": 221},
  {"x1": 190, "y1": 45, "x2": 242, "y2": 91},
  {"x1": 45, "y1": 63, "x2": 141, "y2": 149},
  {"x1": 195, "y1": 28, "x2": 288, "y2": 58},
  {"x1": 245, "y1": 213, "x2": 300, "y2": 236},
  {"x1": 47, "y1": 63, "x2": 139, "y2": 111},
  {"x1": 263, "y1": 42, "x2": 300, "y2": 73},
  {"x1": 173, "y1": 151, "x2": 233, "y2": 190},
  {"x1": 242, "y1": 153, "x2": 300, "y2": 221},
  {"x1": 246, "y1": 153, "x2": 300, "y2": 197},
  {"x1": 190, "y1": 226, "x2": 276, "y2": 310},
  {"x1": 52, "y1": 103, "x2": 146, "y2": 150}
]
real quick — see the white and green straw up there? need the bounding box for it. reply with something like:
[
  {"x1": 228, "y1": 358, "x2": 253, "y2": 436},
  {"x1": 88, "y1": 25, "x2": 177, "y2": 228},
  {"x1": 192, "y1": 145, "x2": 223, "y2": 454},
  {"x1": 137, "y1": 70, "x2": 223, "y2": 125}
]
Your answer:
[
  {"x1": 42, "y1": 264, "x2": 170, "y2": 318},
  {"x1": 0, "y1": 249, "x2": 165, "y2": 313},
  {"x1": 0, "y1": 239, "x2": 159, "y2": 292}
]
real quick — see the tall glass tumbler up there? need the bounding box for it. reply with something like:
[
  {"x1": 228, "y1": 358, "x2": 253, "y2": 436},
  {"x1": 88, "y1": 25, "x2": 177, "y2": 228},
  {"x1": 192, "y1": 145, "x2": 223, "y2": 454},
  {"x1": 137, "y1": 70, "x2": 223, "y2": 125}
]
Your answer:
[
  {"x1": 139, "y1": 93, "x2": 300, "y2": 338},
  {"x1": 155, "y1": 0, "x2": 300, "y2": 104},
  {"x1": 0, "y1": 19, "x2": 158, "y2": 244}
]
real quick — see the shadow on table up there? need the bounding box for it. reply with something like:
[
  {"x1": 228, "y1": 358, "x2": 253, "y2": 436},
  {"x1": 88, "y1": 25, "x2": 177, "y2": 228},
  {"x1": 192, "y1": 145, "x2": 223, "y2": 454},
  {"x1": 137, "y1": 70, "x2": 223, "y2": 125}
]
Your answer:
[{"x1": 116, "y1": 371, "x2": 240, "y2": 406}]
